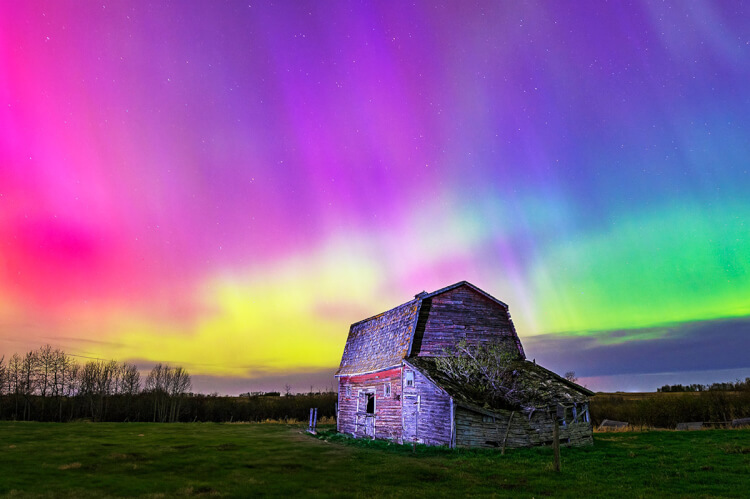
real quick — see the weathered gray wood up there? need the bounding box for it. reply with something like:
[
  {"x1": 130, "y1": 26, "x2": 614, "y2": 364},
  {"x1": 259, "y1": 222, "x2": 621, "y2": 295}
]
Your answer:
[
  {"x1": 413, "y1": 287, "x2": 524, "y2": 358},
  {"x1": 338, "y1": 367, "x2": 403, "y2": 441},
  {"x1": 598, "y1": 419, "x2": 629, "y2": 430},
  {"x1": 676, "y1": 422, "x2": 703, "y2": 431},
  {"x1": 731, "y1": 417, "x2": 750, "y2": 427},
  {"x1": 401, "y1": 365, "x2": 452, "y2": 445},
  {"x1": 455, "y1": 406, "x2": 592, "y2": 449}
]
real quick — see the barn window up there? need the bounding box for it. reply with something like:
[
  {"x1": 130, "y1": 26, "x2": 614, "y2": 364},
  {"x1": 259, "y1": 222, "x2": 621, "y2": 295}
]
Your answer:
[
  {"x1": 384, "y1": 383, "x2": 391, "y2": 397},
  {"x1": 405, "y1": 371, "x2": 414, "y2": 387},
  {"x1": 482, "y1": 415, "x2": 495, "y2": 423},
  {"x1": 345, "y1": 385, "x2": 350, "y2": 397},
  {"x1": 366, "y1": 393, "x2": 375, "y2": 414}
]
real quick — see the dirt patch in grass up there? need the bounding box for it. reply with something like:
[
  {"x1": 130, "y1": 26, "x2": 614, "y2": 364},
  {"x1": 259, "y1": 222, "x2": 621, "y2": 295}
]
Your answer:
[
  {"x1": 179, "y1": 485, "x2": 219, "y2": 496},
  {"x1": 58, "y1": 462, "x2": 82, "y2": 470},
  {"x1": 721, "y1": 444, "x2": 750, "y2": 454}
]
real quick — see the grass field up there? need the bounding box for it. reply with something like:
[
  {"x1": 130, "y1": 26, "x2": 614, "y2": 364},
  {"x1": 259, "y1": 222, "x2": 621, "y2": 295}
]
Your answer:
[{"x1": 1, "y1": 422, "x2": 749, "y2": 498}]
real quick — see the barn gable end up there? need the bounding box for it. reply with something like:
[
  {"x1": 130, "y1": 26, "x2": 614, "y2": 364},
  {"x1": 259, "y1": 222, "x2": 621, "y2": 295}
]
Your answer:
[{"x1": 410, "y1": 282, "x2": 525, "y2": 359}]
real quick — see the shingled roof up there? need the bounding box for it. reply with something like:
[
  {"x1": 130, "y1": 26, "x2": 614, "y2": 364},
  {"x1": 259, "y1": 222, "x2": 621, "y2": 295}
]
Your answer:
[{"x1": 335, "y1": 298, "x2": 421, "y2": 376}]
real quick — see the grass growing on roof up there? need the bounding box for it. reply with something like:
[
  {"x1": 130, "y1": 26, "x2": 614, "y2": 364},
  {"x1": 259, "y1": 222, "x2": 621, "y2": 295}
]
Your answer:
[{"x1": 0, "y1": 422, "x2": 748, "y2": 497}]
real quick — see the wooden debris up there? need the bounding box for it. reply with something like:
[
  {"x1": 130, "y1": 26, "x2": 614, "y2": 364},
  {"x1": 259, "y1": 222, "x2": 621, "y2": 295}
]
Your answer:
[
  {"x1": 598, "y1": 419, "x2": 629, "y2": 430},
  {"x1": 676, "y1": 422, "x2": 703, "y2": 431}
]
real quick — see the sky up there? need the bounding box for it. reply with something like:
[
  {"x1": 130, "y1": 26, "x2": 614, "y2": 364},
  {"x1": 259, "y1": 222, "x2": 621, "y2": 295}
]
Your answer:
[{"x1": 1, "y1": 1, "x2": 749, "y2": 393}]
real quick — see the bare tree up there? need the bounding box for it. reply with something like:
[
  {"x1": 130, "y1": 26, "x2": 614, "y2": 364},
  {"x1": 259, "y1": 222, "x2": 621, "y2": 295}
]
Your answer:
[
  {"x1": 63, "y1": 360, "x2": 81, "y2": 421},
  {"x1": 78, "y1": 359, "x2": 118, "y2": 421},
  {"x1": 36, "y1": 344, "x2": 58, "y2": 419},
  {"x1": 7, "y1": 353, "x2": 22, "y2": 419},
  {"x1": 168, "y1": 366, "x2": 191, "y2": 422},
  {"x1": 120, "y1": 363, "x2": 141, "y2": 396},
  {"x1": 37, "y1": 344, "x2": 55, "y2": 398},
  {"x1": 564, "y1": 371, "x2": 578, "y2": 384},
  {"x1": 120, "y1": 362, "x2": 141, "y2": 421},
  {"x1": 0, "y1": 356, "x2": 5, "y2": 415},
  {"x1": 54, "y1": 352, "x2": 77, "y2": 421},
  {"x1": 0, "y1": 355, "x2": 5, "y2": 395},
  {"x1": 20, "y1": 351, "x2": 39, "y2": 420},
  {"x1": 145, "y1": 363, "x2": 170, "y2": 422},
  {"x1": 145, "y1": 363, "x2": 191, "y2": 422}
]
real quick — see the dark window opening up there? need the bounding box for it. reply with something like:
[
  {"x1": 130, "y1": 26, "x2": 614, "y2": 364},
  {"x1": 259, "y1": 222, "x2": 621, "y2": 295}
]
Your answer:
[
  {"x1": 366, "y1": 393, "x2": 375, "y2": 414},
  {"x1": 485, "y1": 441, "x2": 500, "y2": 447}
]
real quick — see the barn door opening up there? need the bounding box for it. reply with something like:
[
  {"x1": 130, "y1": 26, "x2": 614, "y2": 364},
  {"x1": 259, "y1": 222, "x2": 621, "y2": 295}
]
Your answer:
[{"x1": 364, "y1": 392, "x2": 375, "y2": 437}]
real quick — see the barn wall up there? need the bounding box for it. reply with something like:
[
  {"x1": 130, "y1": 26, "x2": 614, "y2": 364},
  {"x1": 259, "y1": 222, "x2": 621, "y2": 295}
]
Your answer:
[
  {"x1": 402, "y1": 365, "x2": 452, "y2": 446},
  {"x1": 337, "y1": 367, "x2": 403, "y2": 441},
  {"x1": 413, "y1": 286, "x2": 523, "y2": 358},
  {"x1": 455, "y1": 407, "x2": 593, "y2": 449},
  {"x1": 528, "y1": 410, "x2": 593, "y2": 447}
]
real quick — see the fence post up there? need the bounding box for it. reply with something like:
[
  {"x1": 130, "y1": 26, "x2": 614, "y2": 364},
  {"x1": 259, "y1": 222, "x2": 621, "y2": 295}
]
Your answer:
[{"x1": 553, "y1": 418, "x2": 561, "y2": 472}]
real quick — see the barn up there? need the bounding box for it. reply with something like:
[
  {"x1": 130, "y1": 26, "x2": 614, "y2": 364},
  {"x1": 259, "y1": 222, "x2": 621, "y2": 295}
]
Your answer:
[{"x1": 335, "y1": 281, "x2": 593, "y2": 449}]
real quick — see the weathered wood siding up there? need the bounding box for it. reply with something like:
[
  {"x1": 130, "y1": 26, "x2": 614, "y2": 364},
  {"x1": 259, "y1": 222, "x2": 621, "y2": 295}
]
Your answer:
[
  {"x1": 455, "y1": 407, "x2": 593, "y2": 449},
  {"x1": 337, "y1": 368, "x2": 403, "y2": 441},
  {"x1": 413, "y1": 285, "x2": 524, "y2": 358},
  {"x1": 402, "y1": 364, "x2": 452, "y2": 446}
]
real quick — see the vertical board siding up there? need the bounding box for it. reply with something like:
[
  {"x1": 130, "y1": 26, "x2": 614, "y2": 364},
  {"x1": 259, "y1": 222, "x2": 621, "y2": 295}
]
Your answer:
[
  {"x1": 338, "y1": 368, "x2": 403, "y2": 441},
  {"x1": 455, "y1": 407, "x2": 593, "y2": 449},
  {"x1": 415, "y1": 286, "x2": 524, "y2": 358},
  {"x1": 402, "y1": 365, "x2": 452, "y2": 446}
]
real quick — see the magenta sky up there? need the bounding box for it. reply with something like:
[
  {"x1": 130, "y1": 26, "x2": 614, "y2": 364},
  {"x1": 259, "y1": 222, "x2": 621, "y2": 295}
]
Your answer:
[{"x1": 2, "y1": 1, "x2": 749, "y2": 393}]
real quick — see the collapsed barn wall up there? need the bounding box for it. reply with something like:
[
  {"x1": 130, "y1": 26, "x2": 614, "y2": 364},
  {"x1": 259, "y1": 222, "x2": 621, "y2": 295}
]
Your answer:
[{"x1": 455, "y1": 405, "x2": 593, "y2": 449}]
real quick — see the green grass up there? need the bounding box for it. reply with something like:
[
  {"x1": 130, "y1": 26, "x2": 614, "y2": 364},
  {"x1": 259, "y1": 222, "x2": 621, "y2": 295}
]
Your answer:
[{"x1": 0, "y1": 423, "x2": 748, "y2": 498}]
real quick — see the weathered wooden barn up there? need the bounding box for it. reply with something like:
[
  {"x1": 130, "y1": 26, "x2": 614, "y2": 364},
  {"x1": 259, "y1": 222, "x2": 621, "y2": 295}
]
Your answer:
[{"x1": 335, "y1": 281, "x2": 593, "y2": 449}]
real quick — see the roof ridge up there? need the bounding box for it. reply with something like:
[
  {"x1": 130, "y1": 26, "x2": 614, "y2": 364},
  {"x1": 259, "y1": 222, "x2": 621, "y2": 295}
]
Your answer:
[{"x1": 424, "y1": 280, "x2": 508, "y2": 308}]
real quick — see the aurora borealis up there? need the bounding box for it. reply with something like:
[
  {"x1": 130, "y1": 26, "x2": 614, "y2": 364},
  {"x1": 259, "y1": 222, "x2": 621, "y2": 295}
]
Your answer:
[{"x1": 2, "y1": 1, "x2": 749, "y2": 393}]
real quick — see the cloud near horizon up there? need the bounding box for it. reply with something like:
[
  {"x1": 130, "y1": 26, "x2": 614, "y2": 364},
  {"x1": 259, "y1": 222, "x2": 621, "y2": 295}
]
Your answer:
[{"x1": 525, "y1": 316, "x2": 750, "y2": 381}]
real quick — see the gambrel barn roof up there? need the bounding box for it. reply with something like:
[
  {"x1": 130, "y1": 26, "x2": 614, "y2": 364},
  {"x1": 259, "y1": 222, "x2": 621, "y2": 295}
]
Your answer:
[{"x1": 336, "y1": 281, "x2": 525, "y2": 376}]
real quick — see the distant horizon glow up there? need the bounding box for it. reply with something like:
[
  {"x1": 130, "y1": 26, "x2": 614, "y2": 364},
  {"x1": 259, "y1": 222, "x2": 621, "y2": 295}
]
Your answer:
[{"x1": 1, "y1": 1, "x2": 749, "y2": 394}]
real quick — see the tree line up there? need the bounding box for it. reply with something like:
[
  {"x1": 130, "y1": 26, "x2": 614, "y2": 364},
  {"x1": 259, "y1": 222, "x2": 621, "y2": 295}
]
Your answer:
[
  {"x1": 591, "y1": 388, "x2": 750, "y2": 428},
  {"x1": 0, "y1": 345, "x2": 189, "y2": 422},
  {"x1": 657, "y1": 378, "x2": 750, "y2": 392},
  {"x1": 0, "y1": 345, "x2": 336, "y2": 423}
]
